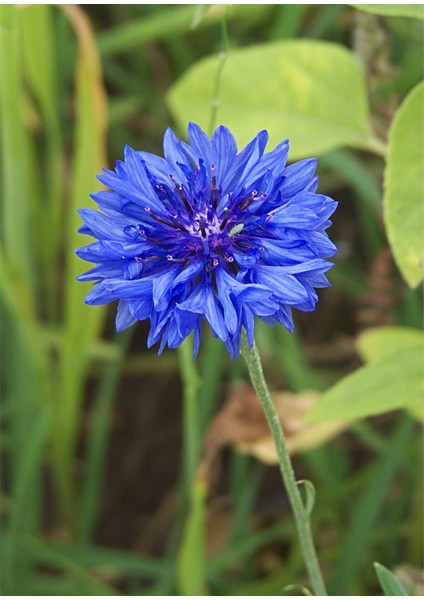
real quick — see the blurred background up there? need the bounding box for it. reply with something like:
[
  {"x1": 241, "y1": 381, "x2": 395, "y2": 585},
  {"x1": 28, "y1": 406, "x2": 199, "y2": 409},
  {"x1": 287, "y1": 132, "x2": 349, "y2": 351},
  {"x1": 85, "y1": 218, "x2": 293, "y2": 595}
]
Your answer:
[{"x1": 1, "y1": 4, "x2": 423, "y2": 596}]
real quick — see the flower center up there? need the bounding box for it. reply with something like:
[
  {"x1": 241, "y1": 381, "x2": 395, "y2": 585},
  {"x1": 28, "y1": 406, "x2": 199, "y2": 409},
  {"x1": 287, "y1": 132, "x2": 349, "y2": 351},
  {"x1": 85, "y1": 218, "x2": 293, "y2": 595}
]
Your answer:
[{"x1": 125, "y1": 166, "x2": 267, "y2": 273}]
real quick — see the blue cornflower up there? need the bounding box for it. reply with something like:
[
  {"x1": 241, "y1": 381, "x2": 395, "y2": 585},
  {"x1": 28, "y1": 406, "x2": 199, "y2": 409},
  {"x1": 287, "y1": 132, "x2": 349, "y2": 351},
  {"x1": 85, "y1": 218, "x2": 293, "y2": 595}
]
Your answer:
[{"x1": 77, "y1": 124, "x2": 337, "y2": 358}]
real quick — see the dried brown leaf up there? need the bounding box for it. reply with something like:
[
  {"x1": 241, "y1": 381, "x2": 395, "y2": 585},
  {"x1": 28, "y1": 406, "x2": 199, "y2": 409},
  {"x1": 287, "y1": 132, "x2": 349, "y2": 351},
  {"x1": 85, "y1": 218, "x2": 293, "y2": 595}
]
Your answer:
[{"x1": 202, "y1": 382, "x2": 347, "y2": 471}]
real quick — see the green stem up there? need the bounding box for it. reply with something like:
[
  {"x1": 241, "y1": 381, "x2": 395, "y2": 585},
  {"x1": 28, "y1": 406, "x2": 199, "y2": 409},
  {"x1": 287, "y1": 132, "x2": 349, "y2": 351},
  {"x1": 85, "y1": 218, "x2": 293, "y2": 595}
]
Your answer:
[
  {"x1": 208, "y1": 14, "x2": 229, "y2": 136},
  {"x1": 240, "y1": 334, "x2": 327, "y2": 596},
  {"x1": 178, "y1": 335, "x2": 202, "y2": 498}
]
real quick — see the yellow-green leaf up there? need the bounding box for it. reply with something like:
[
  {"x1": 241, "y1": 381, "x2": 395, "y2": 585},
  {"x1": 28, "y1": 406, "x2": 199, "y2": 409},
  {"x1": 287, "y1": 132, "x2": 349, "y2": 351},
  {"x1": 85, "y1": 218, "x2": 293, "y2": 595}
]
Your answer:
[
  {"x1": 384, "y1": 82, "x2": 424, "y2": 287},
  {"x1": 351, "y1": 4, "x2": 424, "y2": 20},
  {"x1": 168, "y1": 40, "x2": 379, "y2": 159},
  {"x1": 307, "y1": 343, "x2": 424, "y2": 423},
  {"x1": 357, "y1": 326, "x2": 424, "y2": 363}
]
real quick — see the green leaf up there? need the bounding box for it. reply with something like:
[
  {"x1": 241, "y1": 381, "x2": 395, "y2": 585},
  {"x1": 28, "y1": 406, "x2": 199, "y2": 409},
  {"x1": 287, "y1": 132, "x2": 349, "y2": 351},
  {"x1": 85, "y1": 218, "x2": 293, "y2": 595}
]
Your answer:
[
  {"x1": 282, "y1": 584, "x2": 314, "y2": 596},
  {"x1": 357, "y1": 326, "x2": 423, "y2": 363},
  {"x1": 384, "y1": 82, "x2": 424, "y2": 287},
  {"x1": 167, "y1": 40, "x2": 380, "y2": 159},
  {"x1": 306, "y1": 341, "x2": 424, "y2": 423},
  {"x1": 350, "y1": 4, "x2": 424, "y2": 20},
  {"x1": 374, "y1": 563, "x2": 408, "y2": 596},
  {"x1": 297, "y1": 480, "x2": 316, "y2": 519}
]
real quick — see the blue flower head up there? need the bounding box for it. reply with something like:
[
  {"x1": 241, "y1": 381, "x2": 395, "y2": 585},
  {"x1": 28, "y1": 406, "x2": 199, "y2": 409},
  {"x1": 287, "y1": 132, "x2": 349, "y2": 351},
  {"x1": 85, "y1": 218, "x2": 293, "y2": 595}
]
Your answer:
[{"x1": 77, "y1": 124, "x2": 337, "y2": 358}]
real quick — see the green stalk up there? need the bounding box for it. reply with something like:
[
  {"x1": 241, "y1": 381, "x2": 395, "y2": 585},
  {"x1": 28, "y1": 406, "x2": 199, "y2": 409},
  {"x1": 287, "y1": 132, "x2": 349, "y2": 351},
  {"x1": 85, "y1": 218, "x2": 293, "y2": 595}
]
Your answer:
[
  {"x1": 240, "y1": 334, "x2": 327, "y2": 596},
  {"x1": 208, "y1": 13, "x2": 229, "y2": 136},
  {"x1": 177, "y1": 336, "x2": 202, "y2": 499}
]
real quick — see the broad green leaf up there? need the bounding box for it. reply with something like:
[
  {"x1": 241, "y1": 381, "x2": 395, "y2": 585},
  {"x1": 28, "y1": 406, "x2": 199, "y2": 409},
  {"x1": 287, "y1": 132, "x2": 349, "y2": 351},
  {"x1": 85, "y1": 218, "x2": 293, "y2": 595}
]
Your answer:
[
  {"x1": 306, "y1": 343, "x2": 424, "y2": 423},
  {"x1": 396, "y1": 326, "x2": 424, "y2": 422},
  {"x1": 406, "y1": 395, "x2": 424, "y2": 422},
  {"x1": 351, "y1": 5, "x2": 424, "y2": 20},
  {"x1": 384, "y1": 82, "x2": 424, "y2": 287},
  {"x1": 168, "y1": 40, "x2": 380, "y2": 159},
  {"x1": 374, "y1": 563, "x2": 408, "y2": 596},
  {"x1": 357, "y1": 326, "x2": 424, "y2": 363}
]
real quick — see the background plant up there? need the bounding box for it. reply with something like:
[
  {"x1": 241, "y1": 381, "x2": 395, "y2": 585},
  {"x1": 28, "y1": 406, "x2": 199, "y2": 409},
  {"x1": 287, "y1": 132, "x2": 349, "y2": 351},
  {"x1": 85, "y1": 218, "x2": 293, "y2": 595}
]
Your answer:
[{"x1": 1, "y1": 4, "x2": 423, "y2": 596}]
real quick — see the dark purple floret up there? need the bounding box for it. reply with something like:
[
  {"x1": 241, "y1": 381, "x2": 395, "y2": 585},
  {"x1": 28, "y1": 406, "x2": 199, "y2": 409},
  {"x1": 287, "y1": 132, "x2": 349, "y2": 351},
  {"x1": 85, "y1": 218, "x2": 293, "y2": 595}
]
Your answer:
[{"x1": 76, "y1": 123, "x2": 337, "y2": 357}]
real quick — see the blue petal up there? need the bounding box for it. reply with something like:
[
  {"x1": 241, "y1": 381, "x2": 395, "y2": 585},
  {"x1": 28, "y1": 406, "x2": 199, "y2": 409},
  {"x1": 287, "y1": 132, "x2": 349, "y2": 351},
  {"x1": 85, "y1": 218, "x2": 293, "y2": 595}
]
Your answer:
[
  {"x1": 203, "y1": 284, "x2": 228, "y2": 342},
  {"x1": 211, "y1": 125, "x2": 238, "y2": 186},
  {"x1": 222, "y1": 131, "x2": 269, "y2": 196},
  {"x1": 92, "y1": 239, "x2": 146, "y2": 260},
  {"x1": 261, "y1": 306, "x2": 293, "y2": 332},
  {"x1": 77, "y1": 264, "x2": 121, "y2": 282},
  {"x1": 172, "y1": 260, "x2": 204, "y2": 289},
  {"x1": 137, "y1": 151, "x2": 173, "y2": 184},
  {"x1": 278, "y1": 159, "x2": 317, "y2": 198},
  {"x1": 252, "y1": 265, "x2": 307, "y2": 303},
  {"x1": 102, "y1": 277, "x2": 153, "y2": 300},
  {"x1": 271, "y1": 193, "x2": 337, "y2": 230},
  {"x1": 116, "y1": 300, "x2": 137, "y2": 331},
  {"x1": 175, "y1": 307, "x2": 199, "y2": 338},
  {"x1": 177, "y1": 280, "x2": 228, "y2": 342},
  {"x1": 97, "y1": 168, "x2": 167, "y2": 216},
  {"x1": 123, "y1": 259, "x2": 144, "y2": 280},
  {"x1": 124, "y1": 145, "x2": 169, "y2": 211},
  {"x1": 308, "y1": 231, "x2": 338, "y2": 257},
  {"x1": 91, "y1": 190, "x2": 124, "y2": 213},
  {"x1": 187, "y1": 122, "x2": 212, "y2": 169},
  {"x1": 255, "y1": 237, "x2": 315, "y2": 264},
  {"x1": 244, "y1": 139, "x2": 289, "y2": 189},
  {"x1": 163, "y1": 128, "x2": 191, "y2": 172},
  {"x1": 78, "y1": 209, "x2": 129, "y2": 241},
  {"x1": 152, "y1": 267, "x2": 182, "y2": 310},
  {"x1": 215, "y1": 270, "x2": 239, "y2": 335},
  {"x1": 242, "y1": 306, "x2": 255, "y2": 347},
  {"x1": 192, "y1": 323, "x2": 201, "y2": 359},
  {"x1": 85, "y1": 284, "x2": 117, "y2": 306},
  {"x1": 129, "y1": 298, "x2": 151, "y2": 320}
]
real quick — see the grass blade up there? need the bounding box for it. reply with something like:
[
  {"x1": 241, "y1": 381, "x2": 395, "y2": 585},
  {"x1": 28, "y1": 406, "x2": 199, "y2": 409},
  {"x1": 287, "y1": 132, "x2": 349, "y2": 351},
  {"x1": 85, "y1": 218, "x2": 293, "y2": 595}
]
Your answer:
[
  {"x1": 0, "y1": 5, "x2": 35, "y2": 297},
  {"x1": 77, "y1": 329, "x2": 133, "y2": 543},
  {"x1": 54, "y1": 4, "x2": 108, "y2": 526},
  {"x1": 374, "y1": 562, "x2": 408, "y2": 596},
  {"x1": 177, "y1": 479, "x2": 208, "y2": 595},
  {"x1": 19, "y1": 5, "x2": 63, "y2": 320},
  {"x1": 329, "y1": 416, "x2": 414, "y2": 593},
  {"x1": 2, "y1": 408, "x2": 51, "y2": 594}
]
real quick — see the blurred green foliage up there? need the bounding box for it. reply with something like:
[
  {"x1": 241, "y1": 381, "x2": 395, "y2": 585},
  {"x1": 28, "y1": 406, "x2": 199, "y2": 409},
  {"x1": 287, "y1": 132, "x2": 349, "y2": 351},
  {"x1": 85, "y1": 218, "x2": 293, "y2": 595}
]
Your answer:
[{"x1": 1, "y1": 4, "x2": 423, "y2": 596}]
